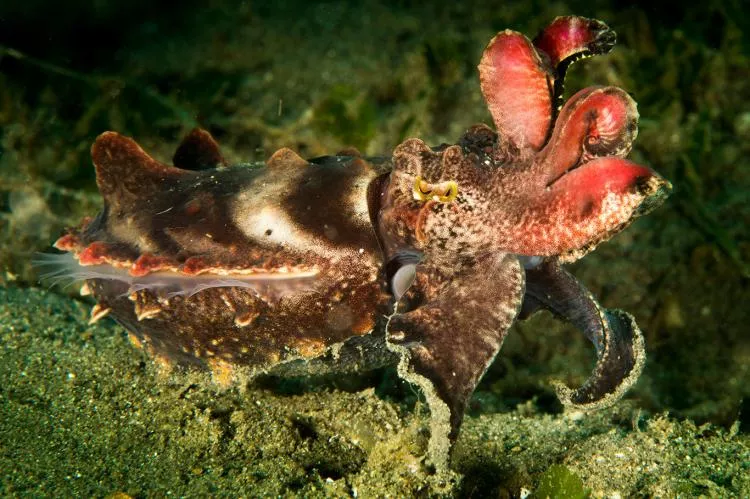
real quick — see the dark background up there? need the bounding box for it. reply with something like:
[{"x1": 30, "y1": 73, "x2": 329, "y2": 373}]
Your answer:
[{"x1": 1, "y1": 0, "x2": 748, "y2": 444}]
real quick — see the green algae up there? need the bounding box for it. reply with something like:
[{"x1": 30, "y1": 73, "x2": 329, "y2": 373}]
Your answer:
[
  {"x1": 1, "y1": 286, "x2": 748, "y2": 496},
  {"x1": 535, "y1": 465, "x2": 586, "y2": 499},
  {"x1": 311, "y1": 84, "x2": 378, "y2": 152},
  {"x1": 0, "y1": 287, "x2": 417, "y2": 496}
]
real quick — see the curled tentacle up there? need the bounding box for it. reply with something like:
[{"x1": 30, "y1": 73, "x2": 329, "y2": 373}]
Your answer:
[
  {"x1": 538, "y1": 86, "x2": 639, "y2": 185},
  {"x1": 533, "y1": 16, "x2": 616, "y2": 114},
  {"x1": 521, "y1": 260, "x2": 645, "y2": 409}
]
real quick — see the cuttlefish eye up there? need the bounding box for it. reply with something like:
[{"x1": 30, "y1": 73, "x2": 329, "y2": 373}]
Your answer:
[
  {"x1": 412, "y1": 176, "x2": 459, "y2": 203},
  {"x1": 391, "y1": 263, "x2": 417, "y2": 301},
  {"x1": 416, "y1": 178, "x2": 433, "y2": 195}
]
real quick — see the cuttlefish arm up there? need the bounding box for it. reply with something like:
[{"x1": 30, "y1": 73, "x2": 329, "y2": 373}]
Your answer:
[
  {"x1": 385, "y1": 253, "x2": 524, "y2": 469},
  {"x1": 520, "y1": 260, "x2": 646, "y2": 409}
]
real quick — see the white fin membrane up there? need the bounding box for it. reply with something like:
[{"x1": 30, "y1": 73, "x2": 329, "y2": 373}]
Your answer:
[{"x1": 33, "y1": 252, "x2": 318, "y2": 299}]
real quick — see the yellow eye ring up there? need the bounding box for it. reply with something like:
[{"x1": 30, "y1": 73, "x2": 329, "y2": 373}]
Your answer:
[
  {"x1": 413, "y1": 176, "x2": 458, "y2": 203},
  {"x1": 435, "y1": 181, "x2": 458, "y2": 202}
]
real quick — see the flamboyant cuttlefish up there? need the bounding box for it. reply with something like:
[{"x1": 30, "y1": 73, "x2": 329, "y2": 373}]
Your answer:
[{"x1": 41, "y1": 16, "x2": 670, "y2": 469}]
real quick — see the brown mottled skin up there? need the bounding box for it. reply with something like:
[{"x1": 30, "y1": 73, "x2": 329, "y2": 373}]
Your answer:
[
  {"x1": 50, "y1": 17, "x2": 670, "y2": 469},
  {"x1": 77, "y1": 135, "x2": 392, "y2": 369}
]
